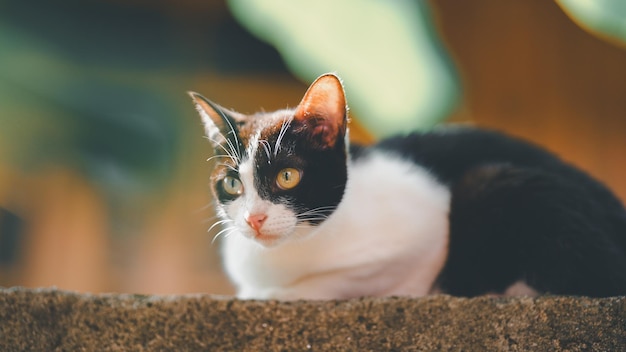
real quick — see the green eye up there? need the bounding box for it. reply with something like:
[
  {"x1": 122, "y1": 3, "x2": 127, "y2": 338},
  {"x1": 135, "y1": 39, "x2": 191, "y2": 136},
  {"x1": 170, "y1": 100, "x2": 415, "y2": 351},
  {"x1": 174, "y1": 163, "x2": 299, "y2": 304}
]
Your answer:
[
  {"x1": 223, "y1": 176, "x2": 243, "y2": 195},
  {"x1": 276, "y1": 168, "x2": 301, "y2": 190}
]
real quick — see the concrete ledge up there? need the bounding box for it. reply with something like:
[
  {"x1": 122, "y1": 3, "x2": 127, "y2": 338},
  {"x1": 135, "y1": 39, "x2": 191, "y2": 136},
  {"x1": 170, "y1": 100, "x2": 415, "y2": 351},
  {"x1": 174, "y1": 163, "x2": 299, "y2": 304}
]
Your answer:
[{"x1": 0, "y1": 288, "x2": 624, "y2": 351}]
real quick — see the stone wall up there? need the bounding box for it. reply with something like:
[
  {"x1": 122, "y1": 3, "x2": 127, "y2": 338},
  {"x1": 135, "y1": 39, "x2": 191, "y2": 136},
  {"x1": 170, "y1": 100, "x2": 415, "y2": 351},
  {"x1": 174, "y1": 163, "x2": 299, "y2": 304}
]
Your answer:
[{"x1": 0, "y1": 288, "x2": 623, "y2": 351}]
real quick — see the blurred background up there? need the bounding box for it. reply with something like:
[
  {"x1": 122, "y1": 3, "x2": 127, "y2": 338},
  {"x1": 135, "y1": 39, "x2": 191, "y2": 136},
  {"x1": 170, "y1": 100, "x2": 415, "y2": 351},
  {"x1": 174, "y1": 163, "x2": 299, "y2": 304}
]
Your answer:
[{"x1": 0, "y1": 0, "x2": 625, "y2": 295}]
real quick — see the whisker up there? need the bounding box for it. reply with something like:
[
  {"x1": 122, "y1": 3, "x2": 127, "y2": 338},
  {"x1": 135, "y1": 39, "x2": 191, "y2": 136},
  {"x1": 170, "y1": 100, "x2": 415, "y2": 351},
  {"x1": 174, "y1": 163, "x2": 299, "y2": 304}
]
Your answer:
[
  {"x1": 224, "y1": 137, "x2": 242, "y2": 164},
  {"x1": 195, "y1": 203, "x2": 219, "y2": 216},
  {"x1": 217, "y1": 162, "x2": 238, "y2": 172},
  {"x1": 296, "y1": 218, "x2": 329, "y2": 223},
  {"x1": 297, "y1": 206, "x2": 337, "y2": 217},
  {"x1": 274, "y1": 116, "x2": 293, "y2": 156},
  {"x1": 208, "y1": 218, "x2": 234, "y2": 233},
  {"x1": 295, "y1": 209, "x2": 332, "y2": 217},
  {"x1": 217, "y1": 227, "x2": 240, "y2": 244},
  {"x1": 300, "y1": 205, "x2": 338, "y2": 211},
  {"x1": 211, "y1": 226, "x2": 237, "y2": 244},
  {"x1": 211, "y1": 105, "x2": 243, "y2": 161},
  {"x1": 206, "y1": 136, "x2": 238, "y2": 165},
  {"x1": 301, "y1": 206, "x2": 337, "y2": 214},
  {"x1": 206, "y1": 154, "x2": 232, "y2": 163},
  {"x1": 296, "y1": 212, "x2": 331, "y2": 219},
  {"x1": 201, "y1": 214, "x2": 220, "y2": 224},
  {"x1": 259, "y1": 139, "x2": 272, "y2": 163}
]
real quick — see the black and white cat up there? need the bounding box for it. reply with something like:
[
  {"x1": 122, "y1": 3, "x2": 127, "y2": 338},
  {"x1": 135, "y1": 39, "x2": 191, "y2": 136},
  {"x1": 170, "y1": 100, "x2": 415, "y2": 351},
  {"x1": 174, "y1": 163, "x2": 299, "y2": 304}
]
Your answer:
[{"x1": 190, "y1": 73, "x2": 626, "y2": 300}]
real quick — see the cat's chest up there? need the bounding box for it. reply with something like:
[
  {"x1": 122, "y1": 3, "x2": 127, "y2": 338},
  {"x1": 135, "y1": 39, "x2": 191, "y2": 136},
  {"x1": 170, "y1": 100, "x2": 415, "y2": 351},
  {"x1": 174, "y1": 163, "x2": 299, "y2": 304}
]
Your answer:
[{"x1": 221, "y1": 151, "x2": 452, "y2": 299}]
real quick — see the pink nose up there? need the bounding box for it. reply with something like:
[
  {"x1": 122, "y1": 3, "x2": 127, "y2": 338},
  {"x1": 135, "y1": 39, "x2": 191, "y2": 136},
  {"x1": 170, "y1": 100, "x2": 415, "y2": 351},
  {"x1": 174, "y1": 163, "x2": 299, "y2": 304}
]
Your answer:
[{"x1": 246, "y1": 214, "x2": 267, "y2": 231}]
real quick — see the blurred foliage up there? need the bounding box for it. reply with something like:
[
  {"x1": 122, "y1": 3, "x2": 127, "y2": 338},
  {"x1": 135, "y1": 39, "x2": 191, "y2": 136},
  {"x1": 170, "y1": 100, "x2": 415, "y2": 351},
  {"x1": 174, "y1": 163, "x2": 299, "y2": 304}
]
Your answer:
[
  {"x1": 4, "y1": 0, "x2": 620, "y2": 219},
  {"x1": 557, "y1": 0, "x2": 626, "y2": 47},
  {"x1": 0, "y1": 0, "x2": 194, "y2": 216},
  {"x1": 228, "y1": 0, "x2": 461, "y2": 138},
  {"x1": 0, "y1": 0, "x2": 467, "y2": 226},
  {"x1": 0, "y1": 0, "x2": 302, "y2": 232}
]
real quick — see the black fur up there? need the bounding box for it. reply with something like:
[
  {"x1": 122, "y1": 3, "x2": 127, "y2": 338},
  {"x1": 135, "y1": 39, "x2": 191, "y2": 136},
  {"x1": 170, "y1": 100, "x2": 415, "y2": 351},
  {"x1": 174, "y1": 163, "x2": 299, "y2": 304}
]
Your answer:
[
  {"x1": 366, "y1": 127, "x2": 626, "y2": 297},
  {"x1": 253, "y1": 128, "x2": 348, "y2": 223}
]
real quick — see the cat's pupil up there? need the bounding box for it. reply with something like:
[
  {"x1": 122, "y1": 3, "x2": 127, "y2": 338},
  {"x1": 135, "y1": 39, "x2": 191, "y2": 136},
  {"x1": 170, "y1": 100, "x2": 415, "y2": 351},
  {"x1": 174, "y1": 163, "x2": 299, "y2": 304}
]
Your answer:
[
  {"x1": 276, "y1": 168, "x2": 301, "y2": 190},
  {"x1": 223, "y1": 176, "x2": 243, "y2": 195}
]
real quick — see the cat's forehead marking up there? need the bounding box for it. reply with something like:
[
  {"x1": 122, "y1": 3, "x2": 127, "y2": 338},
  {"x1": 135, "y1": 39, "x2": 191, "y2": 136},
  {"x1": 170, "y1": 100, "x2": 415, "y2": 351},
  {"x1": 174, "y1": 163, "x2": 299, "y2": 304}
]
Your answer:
[
  {"x1": 246, "y1": 130, "x2": 262, "y2": 163},
  {"x1": 239, "y1": 109, "x2": 291, "y2": 137},
  {"x1": 237, "y1": 153, "x2": 272, "y2": 215},
  {"x1": 240, "y1": 109, "x2": 295, "y2": 162},
  {"x1": 238, "y1": 156, "x2": 254, "y2": 189}
]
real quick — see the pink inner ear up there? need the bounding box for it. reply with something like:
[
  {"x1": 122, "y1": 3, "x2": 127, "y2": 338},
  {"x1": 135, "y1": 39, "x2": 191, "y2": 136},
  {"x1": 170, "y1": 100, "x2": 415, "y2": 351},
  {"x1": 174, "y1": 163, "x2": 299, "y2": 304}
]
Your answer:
[
  {"x1": 294, "y1": 74, "x2": 347, "y2": 148},
  {"x1": 309, "y1": 117, "x2": 338, "y2": 147}
]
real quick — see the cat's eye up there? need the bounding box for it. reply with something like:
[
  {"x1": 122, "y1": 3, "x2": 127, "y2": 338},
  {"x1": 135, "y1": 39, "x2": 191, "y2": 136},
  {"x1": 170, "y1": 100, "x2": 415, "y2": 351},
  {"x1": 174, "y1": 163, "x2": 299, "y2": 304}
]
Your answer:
[
  {"x1": 222, "y1": 176, "x2": 243, "y2": 195},
  {"x1": 276, "y1": 168, "x2": 301, "y2": 190}
]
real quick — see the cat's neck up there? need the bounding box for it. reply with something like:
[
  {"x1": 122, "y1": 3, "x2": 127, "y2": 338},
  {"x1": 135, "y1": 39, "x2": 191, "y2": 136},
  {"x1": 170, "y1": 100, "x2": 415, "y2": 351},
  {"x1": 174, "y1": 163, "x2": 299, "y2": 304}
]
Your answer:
[{"x1": 222, "y1": 149, "x2": 451, "y2": 299}]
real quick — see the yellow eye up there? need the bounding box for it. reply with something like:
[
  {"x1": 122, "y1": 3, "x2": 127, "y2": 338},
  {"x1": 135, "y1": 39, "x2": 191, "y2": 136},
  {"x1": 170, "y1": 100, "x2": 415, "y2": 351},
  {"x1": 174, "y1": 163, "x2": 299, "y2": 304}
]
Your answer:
[
  {"x1": 223, "y1": 176, "x2": 243, "y2": 195},
  {"x1": 276, "y1": 168, "x2": 301, "y2": 190}
]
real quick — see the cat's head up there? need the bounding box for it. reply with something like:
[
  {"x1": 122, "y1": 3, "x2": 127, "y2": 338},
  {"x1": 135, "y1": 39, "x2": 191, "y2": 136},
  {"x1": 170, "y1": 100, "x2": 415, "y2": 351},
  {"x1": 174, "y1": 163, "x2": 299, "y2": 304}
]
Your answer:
[{"x1": 190, "y1": 74, "x2": 349, "y2": 247}]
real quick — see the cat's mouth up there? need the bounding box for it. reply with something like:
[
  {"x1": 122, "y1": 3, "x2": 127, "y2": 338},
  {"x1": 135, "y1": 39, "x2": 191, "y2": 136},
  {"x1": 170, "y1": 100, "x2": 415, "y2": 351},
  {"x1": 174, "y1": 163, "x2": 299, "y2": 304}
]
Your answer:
[{"x1": 251, "y1": 231, "x2": 282, "y2": 246}]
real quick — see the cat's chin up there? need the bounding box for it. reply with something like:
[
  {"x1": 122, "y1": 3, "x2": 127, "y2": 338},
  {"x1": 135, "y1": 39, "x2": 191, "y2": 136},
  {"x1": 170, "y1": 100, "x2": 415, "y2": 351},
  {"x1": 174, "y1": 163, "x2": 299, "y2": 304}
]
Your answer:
[
  {"x1": 237, "y1": 228, "x2": 289, "y2": 248},
  {"x1": 251, "y1": 233, "x2": 284, "y2": 248},
  {"x1": 245, "y1": 223, "x2": 318, "y2": 248}
]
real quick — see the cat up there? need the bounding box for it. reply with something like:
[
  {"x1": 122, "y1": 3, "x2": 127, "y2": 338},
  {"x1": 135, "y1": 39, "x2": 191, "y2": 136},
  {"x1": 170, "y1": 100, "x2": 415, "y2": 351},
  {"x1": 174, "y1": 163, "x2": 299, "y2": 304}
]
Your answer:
[{"x1": 189, "y1": 73, "x2": 626, "y2": 300}]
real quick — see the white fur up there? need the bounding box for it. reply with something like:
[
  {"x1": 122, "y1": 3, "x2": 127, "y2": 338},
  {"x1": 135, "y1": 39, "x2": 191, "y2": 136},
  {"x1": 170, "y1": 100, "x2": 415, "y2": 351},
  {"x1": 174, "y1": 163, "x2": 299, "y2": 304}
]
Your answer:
[
  {"x1": 503, "y1": 281, "x2": 539, "y2": 297},
  {"x1": 221, "y1": 150, "x2": 451, "y2": 300},
  {"x1": 223, "y1": 154, "x2": 298, "y2": 247},
  {"x1": 195, "y1": 104, "x2": 221, "y2": 142}
]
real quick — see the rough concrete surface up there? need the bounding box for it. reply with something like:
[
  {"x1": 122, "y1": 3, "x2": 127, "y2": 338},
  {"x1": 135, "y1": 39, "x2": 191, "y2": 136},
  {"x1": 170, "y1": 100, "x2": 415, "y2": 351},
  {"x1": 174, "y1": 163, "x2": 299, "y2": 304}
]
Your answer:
[{"x1": 0, "y1": 287, "x2": 624, "y2": 351}]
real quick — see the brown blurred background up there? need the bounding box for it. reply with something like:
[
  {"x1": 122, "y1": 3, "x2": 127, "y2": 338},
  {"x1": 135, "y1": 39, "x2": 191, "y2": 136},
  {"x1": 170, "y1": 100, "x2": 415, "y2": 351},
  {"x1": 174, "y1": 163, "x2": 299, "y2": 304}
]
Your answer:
[{"x1": 0, "y1": 0, "x2": 624, "y2": 295}]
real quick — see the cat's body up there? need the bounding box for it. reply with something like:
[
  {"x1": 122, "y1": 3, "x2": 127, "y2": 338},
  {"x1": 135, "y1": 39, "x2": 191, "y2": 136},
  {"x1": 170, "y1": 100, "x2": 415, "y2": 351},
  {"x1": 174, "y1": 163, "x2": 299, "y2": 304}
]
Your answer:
[
  {"x1": 191, "y1": 74, "x2": 626, "y2": 299},
  {"x1": 222, "y1": 147, "x2": 451, "y2": 299}
]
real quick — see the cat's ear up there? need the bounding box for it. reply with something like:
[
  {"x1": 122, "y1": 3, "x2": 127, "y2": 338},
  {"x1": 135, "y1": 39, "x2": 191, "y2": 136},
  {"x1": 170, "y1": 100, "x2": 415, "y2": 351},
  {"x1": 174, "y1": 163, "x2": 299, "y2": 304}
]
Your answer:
[
  {"x1": 188, "y1": 91, "x2": 244, "y2": 146},
  {"x1": 293, "y1": 73, "x2": 348, "y2": 149}
]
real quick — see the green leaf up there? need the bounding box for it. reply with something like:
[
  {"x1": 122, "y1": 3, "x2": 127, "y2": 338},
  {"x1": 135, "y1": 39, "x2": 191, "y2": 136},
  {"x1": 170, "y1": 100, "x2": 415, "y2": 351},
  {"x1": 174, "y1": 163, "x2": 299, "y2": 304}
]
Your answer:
[
  {"x1": 228, "y1": 0, "x2": 461, "y2": 137},
  {"x1": 557, "y1": 0, "x2": 626, "y2": 46}
]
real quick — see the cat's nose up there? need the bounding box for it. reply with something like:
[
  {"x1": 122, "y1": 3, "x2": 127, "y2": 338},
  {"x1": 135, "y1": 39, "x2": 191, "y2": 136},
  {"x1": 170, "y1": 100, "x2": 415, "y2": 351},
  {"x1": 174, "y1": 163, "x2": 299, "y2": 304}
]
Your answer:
[{"x1": 246, "y1": 214, "x2": 267, "y2": 231}]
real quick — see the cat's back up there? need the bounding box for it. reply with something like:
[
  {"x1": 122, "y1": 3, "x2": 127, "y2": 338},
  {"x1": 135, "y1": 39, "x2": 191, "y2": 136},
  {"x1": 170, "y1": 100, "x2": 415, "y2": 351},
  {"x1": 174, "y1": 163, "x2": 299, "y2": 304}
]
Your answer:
[
  {"x1": 363, "y1": 127, "x2": 568, "y2": 181},
  {"x1": 353, "y1": 126, "x2": 626, "y2": 297},
  {"x1": 361, "y1": 126, "x2": 622, "y2": 208}
]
